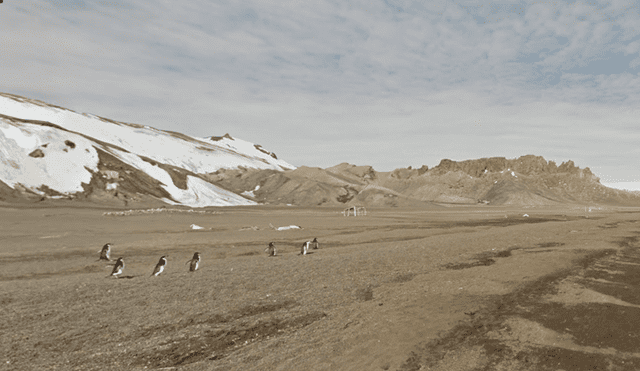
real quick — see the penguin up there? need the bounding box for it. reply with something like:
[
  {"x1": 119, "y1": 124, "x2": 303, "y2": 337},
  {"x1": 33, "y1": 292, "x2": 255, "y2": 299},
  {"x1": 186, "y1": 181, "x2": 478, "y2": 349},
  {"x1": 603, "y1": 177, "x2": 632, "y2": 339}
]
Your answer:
[
  {"x1": 311, "y1": 238, "x2": 319, "y2": 250},
  {"x1": 301, "y1": 241, "x2": 310, "y2": 255},
  {"x1": 186, "y1": 252, "x2": 201, "y2": 272},
  {"x1": 265, "y1": 242, "x2": 277, "y2": 257},
  {"x1": 99, "y1": 243, "x2": 112, "y2": 261},
  {"x1": 110, "y1": 257, "x2": 124, "y2": 277},
  {"x1": 151, "y1": 256, "x2": 167, "y2": 276}
]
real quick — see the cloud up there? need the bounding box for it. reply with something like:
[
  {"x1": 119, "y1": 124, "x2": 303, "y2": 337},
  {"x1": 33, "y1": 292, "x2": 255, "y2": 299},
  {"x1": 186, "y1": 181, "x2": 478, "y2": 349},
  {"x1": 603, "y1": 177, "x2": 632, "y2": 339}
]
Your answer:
[{"x1": 1, "y1": 0, "x2": 640, "y2": 179}]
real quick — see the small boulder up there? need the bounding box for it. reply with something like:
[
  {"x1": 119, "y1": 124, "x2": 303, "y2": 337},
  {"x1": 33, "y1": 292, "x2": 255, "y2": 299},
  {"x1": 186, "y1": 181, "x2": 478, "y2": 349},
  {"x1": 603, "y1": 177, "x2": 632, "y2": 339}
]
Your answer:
[{"x1": 29, "y1": 148, "x2": 45, "y2": 158}]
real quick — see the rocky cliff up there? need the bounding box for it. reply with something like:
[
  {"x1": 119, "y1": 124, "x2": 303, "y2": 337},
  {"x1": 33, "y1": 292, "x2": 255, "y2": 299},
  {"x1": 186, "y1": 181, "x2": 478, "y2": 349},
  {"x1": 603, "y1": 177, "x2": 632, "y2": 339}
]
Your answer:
[{"x1": 209, "y1": 156, "x2": 640, "y2": 207}]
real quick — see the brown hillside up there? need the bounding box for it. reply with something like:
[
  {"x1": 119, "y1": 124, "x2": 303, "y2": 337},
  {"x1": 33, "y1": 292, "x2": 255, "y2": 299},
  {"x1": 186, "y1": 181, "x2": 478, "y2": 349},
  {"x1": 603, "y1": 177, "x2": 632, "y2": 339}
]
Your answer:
[{"x1": 208, "y1": 156, "x2": 640, "y2": 208}]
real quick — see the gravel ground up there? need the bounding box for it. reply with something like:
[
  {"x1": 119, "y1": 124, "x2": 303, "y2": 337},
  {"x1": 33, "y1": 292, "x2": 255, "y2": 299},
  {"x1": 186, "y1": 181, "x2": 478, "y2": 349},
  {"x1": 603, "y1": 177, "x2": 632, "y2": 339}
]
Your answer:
[{"x1": 1, "y1": 205, "x2": 638, "y2": 370}]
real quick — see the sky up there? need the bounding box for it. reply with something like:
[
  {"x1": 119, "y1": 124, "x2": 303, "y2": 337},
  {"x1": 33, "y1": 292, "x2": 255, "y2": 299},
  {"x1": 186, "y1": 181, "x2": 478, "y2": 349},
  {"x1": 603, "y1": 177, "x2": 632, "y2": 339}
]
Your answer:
[{"x1": 1, "y1": 0, "x2": 639, "y2": 187}]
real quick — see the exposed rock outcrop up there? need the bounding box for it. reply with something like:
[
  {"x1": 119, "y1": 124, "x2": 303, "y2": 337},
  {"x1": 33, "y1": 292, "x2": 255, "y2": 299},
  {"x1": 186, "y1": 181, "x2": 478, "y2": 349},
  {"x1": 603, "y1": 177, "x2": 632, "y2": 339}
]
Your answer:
[
  {"x1": 207, "y1": 156, "x2": 640, "y2": 207},
  {"x1": 28, "y1": 148, "x2": 45, "y2": 158},
  {"x1": 430, "y1": 155, "x2": 597, "y2": 180}
]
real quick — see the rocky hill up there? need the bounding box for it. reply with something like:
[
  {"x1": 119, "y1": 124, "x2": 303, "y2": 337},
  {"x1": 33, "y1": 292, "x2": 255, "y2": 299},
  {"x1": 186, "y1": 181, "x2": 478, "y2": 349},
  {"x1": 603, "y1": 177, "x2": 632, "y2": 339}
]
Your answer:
[
  {"x1": 2, "y1": 92, "x2": 638, "y2": 208},
  {"x1": 0, "y1": 93, "x2": 293, "y2": 207},
  {"x1": 209, "y1": 155, "x2": 640, "y2": 207}
]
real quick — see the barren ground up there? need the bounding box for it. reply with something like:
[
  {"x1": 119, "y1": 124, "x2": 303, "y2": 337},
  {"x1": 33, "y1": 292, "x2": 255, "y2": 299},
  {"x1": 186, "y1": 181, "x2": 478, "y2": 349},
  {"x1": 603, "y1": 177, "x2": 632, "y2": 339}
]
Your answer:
[{"x1": 2, "y1": 204, "x2": 640, "y2": 370}]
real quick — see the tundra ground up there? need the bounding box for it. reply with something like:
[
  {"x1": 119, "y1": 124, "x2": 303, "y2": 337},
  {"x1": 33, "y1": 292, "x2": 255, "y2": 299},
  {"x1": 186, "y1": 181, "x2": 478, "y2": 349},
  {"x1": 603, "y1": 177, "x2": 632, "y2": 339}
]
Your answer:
[{"x1": 2, "y1": 204, "x2": 640, "y2": 370}]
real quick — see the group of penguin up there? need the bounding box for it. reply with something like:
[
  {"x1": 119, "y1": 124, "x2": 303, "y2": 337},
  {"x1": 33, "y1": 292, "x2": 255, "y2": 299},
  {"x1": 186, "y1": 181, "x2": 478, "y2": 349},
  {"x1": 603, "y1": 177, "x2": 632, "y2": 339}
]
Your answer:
[
  {"x1": 265, "y1": 237, "x2": 319, "y2": 257},
  {"x1": 99, "y1": 243, "x2": 200, "y2": 278},
  {"x1": 102, "y1": 237, "x2": 320, "y2": 278}
]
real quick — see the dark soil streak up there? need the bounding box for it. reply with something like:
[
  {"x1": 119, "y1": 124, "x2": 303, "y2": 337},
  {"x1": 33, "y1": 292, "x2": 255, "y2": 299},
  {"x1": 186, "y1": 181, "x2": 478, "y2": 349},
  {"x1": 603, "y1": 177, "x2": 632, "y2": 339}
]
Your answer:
[
  {"x1": 400, "y1": 248, "x2": 639, "y2": 370},
  {"x1": 133, "y1": 311, "x2": 326, "y2": 368},
  {"x1": 0, "y1": 264, "x2": 103, "y2": 281},
  {"x1": 322, "y1": 216, "x2": 577, "y2": 249},
  {"x1": 444, "y1": 247, "x2": 516, "y2": 270},
  {"x1": 127, "y1": 300, "x2": 327, "y2": 368},
  {"x1": 135, "y1": 300, "x2": 298, "y2": 339}
]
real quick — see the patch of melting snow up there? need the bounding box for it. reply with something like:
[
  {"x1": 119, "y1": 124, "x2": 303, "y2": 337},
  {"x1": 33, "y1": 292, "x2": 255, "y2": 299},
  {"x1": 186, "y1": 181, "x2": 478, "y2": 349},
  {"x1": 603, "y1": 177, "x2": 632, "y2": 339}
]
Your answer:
[
  {"x1": 106, "y1": 183, "x2": 117, "y2": 190},
  {"x1": 0, "y1": 119, "x2": 98, "y2": 193},
  {"x1": 276, "y1": 225, "x2": 302, "y2": 231},
  {"x1": 0, "y1": 94, "x2": 292, "y2": 206},
  {"x1": 103, "y1": 208, "x2": 219, "y2": 216},
  {"x1": 1, "y1": 94, "x2": 294, "y2": 174},
  {"x1": 0, "y1": 124, "x2": 38, "y2": 148},
  {"x1": 110, "y1": 148, "x2": 255, "y2": 207},
  {"x1": 205, "y1": 135, "x2": 290, "y2": 169},
  {"x1": 190, "y1": 224, "x2": 205, "y2": 230}
]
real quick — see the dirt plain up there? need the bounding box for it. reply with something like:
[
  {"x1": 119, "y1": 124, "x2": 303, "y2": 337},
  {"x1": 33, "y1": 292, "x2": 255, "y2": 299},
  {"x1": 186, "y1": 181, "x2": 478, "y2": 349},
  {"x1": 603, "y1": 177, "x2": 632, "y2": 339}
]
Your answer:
[{"x1": 2, "y1": 203, "x2": 640, "y2": 370}]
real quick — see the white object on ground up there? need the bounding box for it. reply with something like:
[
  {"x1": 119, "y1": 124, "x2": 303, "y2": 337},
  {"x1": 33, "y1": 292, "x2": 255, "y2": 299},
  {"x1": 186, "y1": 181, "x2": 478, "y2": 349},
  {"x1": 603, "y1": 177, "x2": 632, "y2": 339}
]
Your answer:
[{"x1": 276, "y1": 225, "x2": 302, "y2": 231}]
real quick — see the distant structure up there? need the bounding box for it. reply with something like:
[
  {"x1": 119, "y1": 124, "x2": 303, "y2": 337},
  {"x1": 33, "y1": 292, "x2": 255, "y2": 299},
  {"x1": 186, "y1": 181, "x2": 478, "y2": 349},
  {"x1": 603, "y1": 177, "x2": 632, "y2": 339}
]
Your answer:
[{"x1": 343, "y1": 206, "x2": 366, "y2": 216}]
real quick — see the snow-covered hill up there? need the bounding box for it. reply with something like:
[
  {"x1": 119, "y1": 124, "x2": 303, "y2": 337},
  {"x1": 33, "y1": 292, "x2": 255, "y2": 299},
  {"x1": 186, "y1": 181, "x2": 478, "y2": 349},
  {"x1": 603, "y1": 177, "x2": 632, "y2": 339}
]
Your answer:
[{"x1": 0, "y1": 93, "x2": 295, "y2": 207}]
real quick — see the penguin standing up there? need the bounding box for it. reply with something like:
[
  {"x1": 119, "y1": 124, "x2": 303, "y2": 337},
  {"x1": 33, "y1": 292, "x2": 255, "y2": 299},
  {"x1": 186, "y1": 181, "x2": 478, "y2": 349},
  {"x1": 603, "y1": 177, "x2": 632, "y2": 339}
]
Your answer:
[
  {"x1": 151, "y1": 256, "x2": 167, "y2": 276},
  {"x1": 187, "y1": 252, "x2": 201, "y2": 272},
  {"x1": 311, "y1": 238, "x2": 319, "y2": 250},
  {"x1": 301, "y1": 241, "x2": 310, "y2": 255},
  {"x1": 265, "y1": 242, "x2": 277, "y2": 257},
  {"x1": 110, "y1": 257, "x2": 124, "y2": 277},
  {"x1": 99, "y1": 243, "x2": 112, "y2": 261}
]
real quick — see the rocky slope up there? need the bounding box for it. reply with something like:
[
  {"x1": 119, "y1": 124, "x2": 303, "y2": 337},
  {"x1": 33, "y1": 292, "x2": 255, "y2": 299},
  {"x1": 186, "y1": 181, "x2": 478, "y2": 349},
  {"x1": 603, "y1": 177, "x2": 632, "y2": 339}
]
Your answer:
[
  {"x1": 2, "y1": 93, "x2": 637, "y2": 208},
  {"x1": 0, "y1": 93, "x2": 294, "y2": 207},
  {"x1": 209, "y1": 155, "x2": 640, "y2": 207}
]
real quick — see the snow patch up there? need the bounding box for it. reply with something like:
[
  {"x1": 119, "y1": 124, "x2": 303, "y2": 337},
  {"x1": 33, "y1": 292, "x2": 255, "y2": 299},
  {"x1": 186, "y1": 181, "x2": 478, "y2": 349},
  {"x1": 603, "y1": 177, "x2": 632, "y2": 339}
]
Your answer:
[
  {"x1": 0, "y1": 94, "x2": 295, "y2": 175},
  {"x1": 0, "y1": 93, "x2": 294, "y2": 207},
  {"x1": 0, "y1": 119, "x2": 98, "y2": 193},
  {"x1": 276, "y1": 225, "x2": 302, "y2": 231},
  {"x1": 0, "y1": 124, "x2": 39, "y2": 149},
  {"x1": 106, "y1": 147, "x2": 256, "y2": 207}
]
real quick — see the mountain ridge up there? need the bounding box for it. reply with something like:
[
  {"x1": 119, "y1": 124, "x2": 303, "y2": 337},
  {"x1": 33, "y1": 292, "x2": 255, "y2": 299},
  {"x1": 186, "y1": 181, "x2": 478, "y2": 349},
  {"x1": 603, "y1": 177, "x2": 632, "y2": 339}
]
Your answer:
[
  {"x1": 0, "y1": 93, "x2": 293, "y2": 207},
  {"x1": 2, "y1": 92, "x2": 639, "y2": 208},
  {"x1": 210, "y1": 157, "x2": 640, "y2": 207}
]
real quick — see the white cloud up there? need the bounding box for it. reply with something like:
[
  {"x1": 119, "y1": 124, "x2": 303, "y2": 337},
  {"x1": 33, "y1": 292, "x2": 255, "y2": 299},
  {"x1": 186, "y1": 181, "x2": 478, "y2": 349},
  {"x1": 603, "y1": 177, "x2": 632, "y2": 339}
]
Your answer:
[{"x1": 1, "y1": 0, "x2": 640, "y2": 180}]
